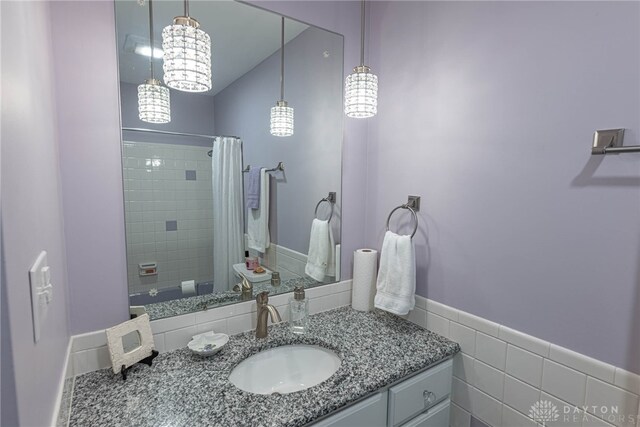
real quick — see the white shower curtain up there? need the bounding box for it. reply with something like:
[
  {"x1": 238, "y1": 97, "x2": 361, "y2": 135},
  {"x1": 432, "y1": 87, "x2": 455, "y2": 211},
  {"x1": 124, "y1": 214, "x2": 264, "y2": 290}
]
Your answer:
[{"x1": 212, "y1": 136, "x2": 244, "y2": 292}]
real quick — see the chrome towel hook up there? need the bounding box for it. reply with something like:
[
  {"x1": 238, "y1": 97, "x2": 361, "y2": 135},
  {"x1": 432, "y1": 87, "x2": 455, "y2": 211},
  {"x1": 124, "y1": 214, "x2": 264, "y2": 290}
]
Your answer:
[{"x1": 386, "y1": 196, "x2": 420, "y2": 238}]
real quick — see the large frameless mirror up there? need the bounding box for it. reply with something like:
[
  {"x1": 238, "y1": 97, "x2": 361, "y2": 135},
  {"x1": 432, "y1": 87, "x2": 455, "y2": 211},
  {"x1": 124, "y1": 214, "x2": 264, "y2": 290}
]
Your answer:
[{"x1": 114, "y1": 0, "x2": 344, "y2": 320}]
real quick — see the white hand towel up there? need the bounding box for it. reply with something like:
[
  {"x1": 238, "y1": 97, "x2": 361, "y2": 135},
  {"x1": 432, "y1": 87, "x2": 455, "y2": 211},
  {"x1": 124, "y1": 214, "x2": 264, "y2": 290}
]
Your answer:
[
  {"x1": 247, "y1": 168, "x2": 270, "y2": 253},
  {"x1": 374, "y1": 231, "x2": 416, "y2": 315},
  {"x1": 305, "y1": 219, "x2": 335, "y2": 282}
]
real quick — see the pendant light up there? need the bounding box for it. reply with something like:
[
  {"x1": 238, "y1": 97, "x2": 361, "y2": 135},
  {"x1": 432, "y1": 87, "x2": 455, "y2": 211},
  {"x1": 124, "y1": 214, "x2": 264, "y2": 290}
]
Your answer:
[
  {"x1": 344, "y1": 0, "x2": 378, "y2": 118},
  {"x1": 138, "y1": 0, "x2": 171, "y2": 124},
  {"x1": 270, "y1": 17, "x2": 294, "y2": 137},
  {"x1": 162, "y1": 0, "x2": 212, "y2": 92}
]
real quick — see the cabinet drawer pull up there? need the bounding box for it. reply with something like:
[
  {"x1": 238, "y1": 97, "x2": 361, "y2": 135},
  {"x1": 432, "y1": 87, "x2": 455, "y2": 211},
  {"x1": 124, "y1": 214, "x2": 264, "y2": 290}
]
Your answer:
[{"x1": 423, "y1": 390, "x2": 436, "y2": 406}]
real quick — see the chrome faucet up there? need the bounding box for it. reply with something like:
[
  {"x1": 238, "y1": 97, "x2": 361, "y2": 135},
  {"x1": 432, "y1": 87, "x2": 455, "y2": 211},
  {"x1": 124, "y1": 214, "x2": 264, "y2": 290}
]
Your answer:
[
  {"x1": 255, "y1": 291, "x2": 281, "y2": 338},
  {"x1": 233, "y1": 273, "x2": 253, "y2": 301}
]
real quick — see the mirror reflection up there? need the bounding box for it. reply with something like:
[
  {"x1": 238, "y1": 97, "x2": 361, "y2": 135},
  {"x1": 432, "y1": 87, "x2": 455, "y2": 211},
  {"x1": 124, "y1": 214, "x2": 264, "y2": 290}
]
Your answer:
[{"x1": 115, "y1": 0, "x2": 344, "y2": 320}]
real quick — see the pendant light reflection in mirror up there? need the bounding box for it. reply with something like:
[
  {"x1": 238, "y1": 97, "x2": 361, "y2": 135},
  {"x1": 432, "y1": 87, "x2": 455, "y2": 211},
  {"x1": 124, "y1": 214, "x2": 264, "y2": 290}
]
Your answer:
[
  {"x1": 344, "y1": 0, "x2": 378, "y2": 118},
  {"x1": 162, "y1": 0, "x2": 212, "y2": 93},
  {"x1": 270, "y1": 17, "x2": 294, "y2": 137},
  {"x1": 137, "y1": 0, "x2": 171, "y2": 124}
]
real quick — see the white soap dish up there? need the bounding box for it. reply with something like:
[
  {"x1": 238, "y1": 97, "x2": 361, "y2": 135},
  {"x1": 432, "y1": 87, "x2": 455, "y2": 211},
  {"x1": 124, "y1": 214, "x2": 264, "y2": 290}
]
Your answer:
[{"x1": 188, "y1": 331, "x2": 229, "y2": 357}]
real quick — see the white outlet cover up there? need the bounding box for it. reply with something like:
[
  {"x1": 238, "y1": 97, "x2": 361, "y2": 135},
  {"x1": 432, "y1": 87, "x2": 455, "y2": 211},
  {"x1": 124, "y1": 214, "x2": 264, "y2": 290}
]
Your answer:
[{"x1": 29, "y1": 251, "x2": 50, "y2": 342}]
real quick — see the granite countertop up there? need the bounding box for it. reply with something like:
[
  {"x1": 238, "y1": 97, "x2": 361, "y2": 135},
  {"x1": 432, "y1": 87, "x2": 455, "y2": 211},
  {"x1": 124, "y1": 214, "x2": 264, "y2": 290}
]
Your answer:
[
  {"x1": 69, "y1": 307, "x2": 460, "y2": 427},
  {"x1": 144, "y1": 277, "x2": 320, "y2": 320}
]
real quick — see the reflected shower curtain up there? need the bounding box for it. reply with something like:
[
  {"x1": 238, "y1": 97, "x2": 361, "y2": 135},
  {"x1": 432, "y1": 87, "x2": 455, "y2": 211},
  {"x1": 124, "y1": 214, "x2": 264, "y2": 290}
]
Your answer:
[{"x1": 212, "y1": 136, "x2": 244, "y2": 292}]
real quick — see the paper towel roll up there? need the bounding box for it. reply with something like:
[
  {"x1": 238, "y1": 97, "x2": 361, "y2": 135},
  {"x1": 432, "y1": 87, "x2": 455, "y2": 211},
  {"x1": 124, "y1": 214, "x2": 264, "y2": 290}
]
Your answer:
[
  {"x1": 352, "y1": 249, "x2": 378, "y2": 311},
  {"x1": 181, "y1": 280, "x2": 196, "y2": 296}
]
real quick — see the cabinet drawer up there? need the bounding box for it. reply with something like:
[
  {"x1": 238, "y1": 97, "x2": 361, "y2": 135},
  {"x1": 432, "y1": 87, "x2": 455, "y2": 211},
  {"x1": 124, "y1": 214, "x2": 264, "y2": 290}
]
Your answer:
[
  {"x1": 400, "y1": 400, "x2": 450, "y2": 427},
  {"x1": 388, "y1": 359, "x2": 453, "y2": 426},
  {"x1": 313, "y1": 391, "x2": 388, "y2": 427}
]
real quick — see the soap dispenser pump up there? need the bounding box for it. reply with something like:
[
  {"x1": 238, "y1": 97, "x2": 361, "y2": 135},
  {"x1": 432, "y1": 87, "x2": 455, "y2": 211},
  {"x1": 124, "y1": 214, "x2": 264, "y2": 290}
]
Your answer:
[{"x1": 289, "y1": 286, "x2": 309, "y2": 334}]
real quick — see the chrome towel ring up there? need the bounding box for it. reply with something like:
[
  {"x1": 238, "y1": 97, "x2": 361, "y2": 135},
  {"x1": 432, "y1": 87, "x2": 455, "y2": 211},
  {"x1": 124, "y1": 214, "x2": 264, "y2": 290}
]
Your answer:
[
  {"x1": 385, "y1": 196, "x2": 421, "y2": 238},
  {"x1": 314, "y1": 192, "x2": 336, "y2": 222}
]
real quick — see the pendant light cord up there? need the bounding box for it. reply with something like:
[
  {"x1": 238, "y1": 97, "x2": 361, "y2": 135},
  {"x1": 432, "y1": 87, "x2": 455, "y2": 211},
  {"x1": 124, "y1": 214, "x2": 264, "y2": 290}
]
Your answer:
[
  {"x1": 280, "y1": 17, "x2": 285, "y2": 101},
  {"x1": 184, "y1": 0, "x2": 189, "y2": 17},
  {"x1": 148, "y1": 0, "x2": 154, "y2": 80},
  {"x1": 360, "y1": 0, "x2": 365, "y2": 66}
]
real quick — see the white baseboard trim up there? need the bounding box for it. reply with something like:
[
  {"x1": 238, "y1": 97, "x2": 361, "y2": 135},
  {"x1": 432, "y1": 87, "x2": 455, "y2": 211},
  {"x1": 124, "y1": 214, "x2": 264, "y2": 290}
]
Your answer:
[{"x1": 405, "y1": 295, "x2": 640, "y2": 427}]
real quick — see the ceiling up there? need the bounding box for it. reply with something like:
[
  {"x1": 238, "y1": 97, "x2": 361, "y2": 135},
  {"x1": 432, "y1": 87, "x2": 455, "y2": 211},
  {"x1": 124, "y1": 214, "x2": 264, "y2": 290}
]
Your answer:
[{"x1": 115, "y1": 0, "x2": 309, "y2": 96}]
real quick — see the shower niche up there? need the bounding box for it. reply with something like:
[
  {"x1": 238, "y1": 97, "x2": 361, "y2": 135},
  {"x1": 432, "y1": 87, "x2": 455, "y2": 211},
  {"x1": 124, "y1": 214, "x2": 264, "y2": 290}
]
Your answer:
[{"x1": 114, "y1": 0, "x2": 343, "y2": 319}]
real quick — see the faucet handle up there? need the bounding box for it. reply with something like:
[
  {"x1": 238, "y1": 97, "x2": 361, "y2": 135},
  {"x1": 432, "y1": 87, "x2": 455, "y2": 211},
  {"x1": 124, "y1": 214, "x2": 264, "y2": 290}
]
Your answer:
[{"x1": 256, "y1": 291, "x2": 270, "y2": 305}]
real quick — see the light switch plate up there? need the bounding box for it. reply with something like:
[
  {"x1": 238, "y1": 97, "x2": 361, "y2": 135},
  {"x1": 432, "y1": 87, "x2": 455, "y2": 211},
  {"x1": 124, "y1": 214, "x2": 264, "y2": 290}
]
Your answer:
[{"x1": 29, "y1": 251, "x2": 52, "y2": 342}]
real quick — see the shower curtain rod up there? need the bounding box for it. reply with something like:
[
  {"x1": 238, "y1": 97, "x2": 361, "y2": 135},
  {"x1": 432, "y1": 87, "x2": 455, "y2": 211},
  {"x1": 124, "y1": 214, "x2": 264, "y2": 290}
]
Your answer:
[{"x1": 122, "y1": 127, "x2": 239, "y2": 141}]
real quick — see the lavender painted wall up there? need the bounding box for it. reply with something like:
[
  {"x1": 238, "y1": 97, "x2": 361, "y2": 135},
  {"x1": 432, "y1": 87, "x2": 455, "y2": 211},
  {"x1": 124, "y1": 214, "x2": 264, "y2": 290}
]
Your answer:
[
  {"x1": 51, "y1": 1, "x2": 130, "y2": 334},
  {"x1": 213, "y1": 26, "x2": 343, "y2": 254},
  {"x1": 120, "y1": 81, "x2": 215, "y2": 146},
  {"x1": 1, "y1": 2, "x2": 71, "y2": 425},
  {"x1": 367, "y1": 1, "x2": 640, "y2": 373}
]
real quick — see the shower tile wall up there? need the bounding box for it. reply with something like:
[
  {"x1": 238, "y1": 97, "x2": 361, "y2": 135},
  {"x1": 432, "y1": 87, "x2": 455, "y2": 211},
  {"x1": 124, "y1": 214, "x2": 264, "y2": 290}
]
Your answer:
[{"x1": 122, "y1": 141, "x2": 213, "y2": 294}]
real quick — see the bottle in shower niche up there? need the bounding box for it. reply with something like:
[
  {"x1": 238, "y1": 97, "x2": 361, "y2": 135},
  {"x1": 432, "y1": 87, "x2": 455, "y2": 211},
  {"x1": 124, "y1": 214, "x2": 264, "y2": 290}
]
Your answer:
[{"x1": 289, "y1": 287, "x2": 309, "y2": 334}]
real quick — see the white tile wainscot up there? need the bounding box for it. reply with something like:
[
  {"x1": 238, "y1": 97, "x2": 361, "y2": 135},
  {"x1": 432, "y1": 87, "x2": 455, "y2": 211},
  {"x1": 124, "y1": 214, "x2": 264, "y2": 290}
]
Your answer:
[
  {"x1": 406, "y1": 295, "x2": 640, "y2": 427},
  {"x1": 66, "y1": 280, "x2": 352, "y2": 377}
]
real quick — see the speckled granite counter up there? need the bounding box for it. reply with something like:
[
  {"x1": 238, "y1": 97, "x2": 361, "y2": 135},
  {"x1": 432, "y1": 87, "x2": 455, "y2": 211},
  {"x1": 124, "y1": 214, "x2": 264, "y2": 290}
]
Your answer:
[
  {"x1": 68, "y1": 307, "x2": 460, "y2": 427},
  {"x1": 144, "y1": 277, "x2": 320, "y2": 320}
]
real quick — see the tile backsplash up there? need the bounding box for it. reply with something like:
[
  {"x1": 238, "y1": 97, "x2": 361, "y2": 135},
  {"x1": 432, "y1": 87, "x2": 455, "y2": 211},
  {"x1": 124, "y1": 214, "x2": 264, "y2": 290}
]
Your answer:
[{"x1": 122, "y1": 141, "x2": 213, "y2": 295}]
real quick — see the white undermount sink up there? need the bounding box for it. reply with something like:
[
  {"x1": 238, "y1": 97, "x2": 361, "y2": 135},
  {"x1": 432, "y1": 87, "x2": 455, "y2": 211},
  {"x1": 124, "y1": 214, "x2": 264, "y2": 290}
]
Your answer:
[{"x1": 229, "y1": 344, "x2": 341, "y2": 395}]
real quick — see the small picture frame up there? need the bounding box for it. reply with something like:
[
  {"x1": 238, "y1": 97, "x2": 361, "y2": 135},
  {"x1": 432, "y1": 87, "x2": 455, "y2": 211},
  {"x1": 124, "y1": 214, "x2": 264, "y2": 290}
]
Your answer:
[{"x1": 105, "y1": 314, "x2": 157, "y2": 379}]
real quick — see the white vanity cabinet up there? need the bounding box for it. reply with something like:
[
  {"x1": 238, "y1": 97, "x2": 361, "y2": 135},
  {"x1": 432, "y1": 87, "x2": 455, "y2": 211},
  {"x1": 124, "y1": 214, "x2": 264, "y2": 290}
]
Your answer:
[{"x1": 312, "y1": 358, "x2": 453, "y2": 427}]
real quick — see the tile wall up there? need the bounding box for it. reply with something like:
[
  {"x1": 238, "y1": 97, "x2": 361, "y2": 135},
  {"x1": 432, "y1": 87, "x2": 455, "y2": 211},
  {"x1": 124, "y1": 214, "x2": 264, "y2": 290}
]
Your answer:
[
  {"x1": 406, "y1": 296, "x2": 640, "y2": 427},
  {"x1": 122, "y1": 141, "x2": 214, "y2": 294}
]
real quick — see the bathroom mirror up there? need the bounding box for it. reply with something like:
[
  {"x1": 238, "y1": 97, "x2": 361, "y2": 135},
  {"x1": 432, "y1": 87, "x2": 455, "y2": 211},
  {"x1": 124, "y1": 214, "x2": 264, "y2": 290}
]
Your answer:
[{"x1": 115, "y1": 0, "x2": 343, "y2": 320}]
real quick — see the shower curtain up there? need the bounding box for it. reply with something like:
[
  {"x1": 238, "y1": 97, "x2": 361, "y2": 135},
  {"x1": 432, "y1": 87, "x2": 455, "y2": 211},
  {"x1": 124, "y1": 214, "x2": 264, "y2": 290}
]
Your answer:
[{"x1": 211, "y1": 136, "x2": 244, "y2": 292}]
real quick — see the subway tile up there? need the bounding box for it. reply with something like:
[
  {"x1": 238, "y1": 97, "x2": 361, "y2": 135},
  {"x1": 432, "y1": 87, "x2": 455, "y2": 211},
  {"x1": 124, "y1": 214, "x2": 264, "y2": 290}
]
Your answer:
[
  {"x1": 453, "y1": 352, "x2": 475, "y2": 384},
  {"x1": 542, "y1": 359, "x2": 587, "y2": 406},
  {"x1": 498, "y1": 325, "x2": 550, "y2": 357},
  {"x1": 506, "y1": 344, "x2": 544, "y2": 388},
  {"x1": 450, "y1": 402, "x2": 471, "y2": 427},
  {"x1": 501, "y1": 404, "x2": 538, "y2": 427},
  {"x1": 452, "y1": 377, "x2": 472, "y2": 412},
  {"x1": 585, "y1": 377, "x2": 639, "y2": 427},
  {"x1": 473, "y1": 359, "x2": 504, "y2": 400},
  {"x1": 468, "y1": 386, "x2": 502, "y2": 427},
  {"x1": 450, "y1": 321, "x2": 476, "y2": 356},
  {"x1": 426, "y1": 298, "x2": 459, "y2": 321},
  {"x1": 426, "y1": 312, "x2": 450, "y2": 338},
  {"x1": 539, "y1": 391, "x2": 582, "y2": 427},
  {"x1": 475, "y1": 332, "x2": 507, "y2": 370},
  {"x1": 72, "y1": 330, "x2": 107, "y2": 352},
  {"x1": 85, "y1": 346, "x2": 111, "y2": 372},
  {"x1": 458, "y1": 310, "x2": 500, "y2": 337},
  {"x1": 503, "y1": 375, "x2": 541, "y2": 416},
  {"x1": 164, "y1": 326, "x2": 198, "y2": 352},
  {"x1": 614, "y1": 369, "x2": 640, "y2": 396},
  {"x1": 195, "y1": 319, "x2": 228, "y2": 335},
  {"x1": 151, "y1": 313, "x2": 195, "y2": 334},
  {"x1": 407, "y1": 307, "x2": 427, "y2": 329},
  {"x1": 152, "y1": 333, "x2": 165, "y2": 353},
  {"x1": 227, "y1": 314, "x2": 254, "y2": 335},
  {"x1": 583, "y1": 412, "x2": 617, "y2": 427},
  {"x1": 549, "y1": 344, "x2": 615, "y2": 383}
]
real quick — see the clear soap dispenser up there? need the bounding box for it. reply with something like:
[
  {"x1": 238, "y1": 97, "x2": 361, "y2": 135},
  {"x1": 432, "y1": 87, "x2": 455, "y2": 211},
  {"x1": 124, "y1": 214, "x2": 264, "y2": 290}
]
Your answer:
[{"x1": 289, "y1": 286, "x2": 309, "y2": 334}]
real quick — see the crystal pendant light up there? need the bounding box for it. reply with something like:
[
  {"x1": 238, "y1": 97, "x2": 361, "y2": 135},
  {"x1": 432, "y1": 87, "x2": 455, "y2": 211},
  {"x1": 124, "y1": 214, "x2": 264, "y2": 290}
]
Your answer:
[
  {"x1": 270, "y1": 17, "x2": 294, "y2": 137},
  {"x1": 138, "y1": 0, "x2": 170, "y2": 124},
  {"x1": 162, "y1": 0, "x2": 211, "y2": 92},
  {"x1": 345, "y1": 0, "x2": 378, "y2": 118}
]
